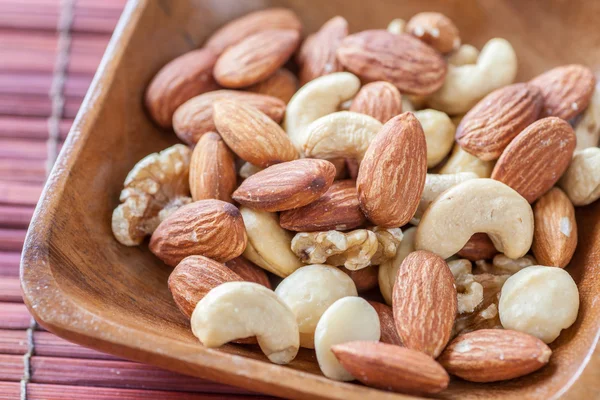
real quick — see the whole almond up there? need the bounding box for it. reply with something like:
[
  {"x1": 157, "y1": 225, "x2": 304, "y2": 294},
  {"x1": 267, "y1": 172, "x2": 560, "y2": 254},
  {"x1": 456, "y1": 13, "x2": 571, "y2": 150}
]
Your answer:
[
  {"x1": 204, "y1": 8, "x2": 302, "y2": 55},
  {"x1": 213, "y1": 100, "x2": 298, "y2": 167},
  {"x1": 173, "y1": 90, "x2": 285, "y2": 145},
  {"x1": 529, "y1": 64, "x2": 596, "y2": 120},
  {"x1": 336, "y1": 30, "x2": 447, "y2": 95},
  {"x1": 149, "y1": 200, "x2": 247, "y2": 266},
  {"x1": 279, "y1": 180, "x2": 366, "y2": 231},
  {"x1": 457, "y1": 233, "x2": 498, "y2": 261},
  {"x1": 357, "y1": 112, "x2": 427, "y2": 228},
  {"x1": 532, "y1": 187, "x2": 577, "y2": 268},
  {"x1": 169, "y1": 255, "x2": 241, "y2": 317},
  {"x1": 349, "y1": 81, "x2": 403, "y2": 123},
  {"x1": 406, "y1": 12, "x2": 460, "y2": 53},
  {"x1": 298, "y1": 16, "x2": 348, "y2": 85},
  {"x1": 246, "y1": 69, "x2": 298, "y2": 103},
  {"x1": 491, "y1": 117, "x2": 576, "y2": 203},
  {"x1": 331, "y1": 341, "x2": 449, "y2": 395},
  {"x1": 232, "y1": 159, "x2": 336, "y2": 212},
  {"x1": 439, "y1": 329, "x2": 552, "y2": 382},
  {"x1": 456, "y1": 83, "x2": 543, "y2": 161},
  {"x1": 393, "y1": 250, "x2": 457, "y2": 358},
  {"x1": 367, "y1": 301, "x2": 403, "y2": 346},
  {"x1": 145, "y1": 48, "x2": 219, "y2": 128},
  {"x1": 225, "y1": 257, "x2": 272, "y2": 289},
  {"x1": 213, "y1": 29, "x2": 300, "y2": 88},
  {"x1": 189, "y1": 132, "x2": 236, "y2": 202},
  {"x1": 343, "y1": 265, "x2": 379, "y2": 293}
]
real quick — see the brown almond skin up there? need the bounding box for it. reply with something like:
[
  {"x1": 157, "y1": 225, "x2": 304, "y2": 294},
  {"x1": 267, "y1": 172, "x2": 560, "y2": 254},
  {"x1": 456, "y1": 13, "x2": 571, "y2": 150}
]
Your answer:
[
  {"x1": 406, "y1": 12, "x2": 460, "y2": 54},
  {"x1": 145, "y1": 48, "x2": 220, "y2": 128},
  {"x1": 367, "y1": 301, "x2": 403, "y2": 346},
  {"x1": 331, "y1": 341, "x2": 449, "y2": 395},
  {"x1": 214, "y1": 29, "x2": 301, "y2": 88},
  {"x1": 350, "y1": 81, "x2": 403, "y2": 123},
  {"x1": 173, "y1": 90, "x2": 285, "y2": 145},
  {"x1": 225, "y1": 257, "x2": 272, "y2": 289},
  {"x1": 439, "y1": 329, "x2": 552, "y2": 382},
  {"x1": 532, "y1": 187, "x2": 578, "y2": 268},
  {"x1": 337, "y1": 30, "x2": 447, "y2": 95},
  {"x1": 457, "y1": 233, "x2": 498, "y2": 261},
  {"x1": 529, "y1": 64, "x2": 596, "y2": 120},
  {"x1": 204, "y1": 8, "x2": 302, "y2": 55},
  {"x1": 149, "y1": 200, "x2": 247, "y2": 266},
  {"x1": 213, "y1": 100, "x2": 298, "y2": 167},
  {"x1": 189, "y1": 132, "x2": 236, "y2": 203},
  {"x1": 393, "y1": 250, "x2": 457, "y2": 358},
  {"x1": 456, "y1": 83, "x2": 543, "y2": 161},
  {"x1": 357, "y1": 112, "x2": 427, "y2": 228},
  {"x1": 491, "y1": 117, "x2": 576, "y2": 203},
  {"x1": 279, "y1": 180, "x2": 366, "y2": 231},
  {"x1": 245, "y1": 69, "x2": 298, "y2": 104},
  {"x1": 169, "y1": 255, "x2": 241, "y2": 317},
  {"x1": 233, "y1": 159, "x2": 336, "y2": 212},
  {"x1": 298, "y1": 16, "x2": 348, "y2": 85},
  {"x1": 343, "y1": 265, "x2": 378, "y2": 293}
]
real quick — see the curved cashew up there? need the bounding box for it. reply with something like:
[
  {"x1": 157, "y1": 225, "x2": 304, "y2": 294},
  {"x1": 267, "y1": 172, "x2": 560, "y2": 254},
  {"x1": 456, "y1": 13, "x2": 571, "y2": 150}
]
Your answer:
[
  {"x1": 415, "y1": 179, "x2": 534, "y2": 259},
  {"x1": 378, "y1": 227, "x2": 417, "y2": 305},
  {"x1": 411, "y1": 172, "x2": 478, "y2": 225},
  {"x1": 440, "y1": 143, "x2": 495, "y2": 178},
  {"x1": 414, "y1": 109, "x2": 456, "y2": 167},
  {"x1": 275, "y1": 265, "x2": 357, "y2": 348},
  {"x1": 428, "y1": 38, "x2": 517, "y2": 115},
  {"x1": 559, "y1": 148, "x2": 600, "y2": 206},
  {"x1": 191, "y1": 282, "x2": 299, "y2": 364},
  {"x1": 302, "y1": 111, "x2": 383, "y2": 162},
  {"x1": 240, "y1": 207, "x2": 303, "y2": 277},
  {"x1": 574, "y1": 87, "x2": 600, "y2": 151},
  {"x1": 387, "y1": 18, "x2": 406, "y2": 35},
  {"x1": 284, "y1": 72, "x2": 361, "y2": 152},
  {"x1": 447, "y1": 44, "x2": 479, "y2": 66}
]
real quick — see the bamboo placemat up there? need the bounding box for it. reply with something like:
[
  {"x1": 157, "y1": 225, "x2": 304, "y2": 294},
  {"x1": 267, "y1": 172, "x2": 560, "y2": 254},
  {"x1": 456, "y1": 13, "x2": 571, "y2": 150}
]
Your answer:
[{"x1": 0, "y1": 1, "x2": 274, "y2": 398}]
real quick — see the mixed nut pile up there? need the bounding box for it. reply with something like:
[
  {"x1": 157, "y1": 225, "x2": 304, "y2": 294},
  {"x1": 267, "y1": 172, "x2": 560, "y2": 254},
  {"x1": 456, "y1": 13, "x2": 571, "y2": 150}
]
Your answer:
[{"x1": 111, "y1": 8, "x2": 599, "y2": 395}]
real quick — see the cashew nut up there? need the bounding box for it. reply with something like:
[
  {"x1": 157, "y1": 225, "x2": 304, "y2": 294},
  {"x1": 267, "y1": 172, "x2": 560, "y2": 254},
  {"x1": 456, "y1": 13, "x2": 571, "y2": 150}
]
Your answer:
[
  {"x1": 386, "y1": 18, "x2": 406, "y2": 35},
  {"x1": 378, "y1": 227, "x2": 417, "y2": 305},
  {"x1": 413, "y1": 109, "x2": 456, "y2": 167},
  {"x1": 428, "y1": 38, "x2": 517, "y2": 115},
  {"x1": 559, "y1": 148, "x2": 600, "y2": 206},
  {"x1": 302, "y1": 111, "x2": 383, "y2": 162},
  {"x1": 191, "y1": 282, "x2": 299, "y2": 364},
  {"x1": 416, "y1": 179, "x2": 534, "y2": 259},
  {"x1": 447, "y1": 44, "x2": 479, "y2": 66},
  {"x1": 240, "y1": 207, "x2": 303, "y2": 277},
  {"x1": 411, "y1": 173, "x2": 478, "y2": 225},
  {"x1": 574, "y1": 86, "x2": 600, "y2": 151},
  {"x1": 275, "y1": 265, "x2": 357, "y2": 348},
  {"x1": 284, "y1": 72, "x2": 361, "y2": 152},
  {"x1": 440, "y1": 144, "x2": 495, "y2": 178},
  {"x1": 314, "y1": 297, "x2": 381, "y2": 380}
]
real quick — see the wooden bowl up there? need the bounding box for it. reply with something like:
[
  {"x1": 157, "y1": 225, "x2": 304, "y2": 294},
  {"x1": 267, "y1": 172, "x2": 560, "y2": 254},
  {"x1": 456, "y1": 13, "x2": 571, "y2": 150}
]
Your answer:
[{"x1": 20, "y1": 0, "x2": 600, "y2": 398}]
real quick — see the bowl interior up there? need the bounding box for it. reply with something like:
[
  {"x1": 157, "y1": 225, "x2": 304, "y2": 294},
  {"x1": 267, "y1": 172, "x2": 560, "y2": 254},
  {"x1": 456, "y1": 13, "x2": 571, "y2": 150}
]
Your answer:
[{"x1": 21, "y1": 0, "x2": 600, "y2": 399}]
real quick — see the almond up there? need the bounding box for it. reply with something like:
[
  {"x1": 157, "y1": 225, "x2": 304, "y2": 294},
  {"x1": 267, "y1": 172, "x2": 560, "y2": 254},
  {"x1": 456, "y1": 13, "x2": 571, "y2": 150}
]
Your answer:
[
  {"x1": 393, "y1": 250, "x2": 457, "y2": 358},
  {"x1": 189, "y1": 132, "x2": 236, "y2": 202},
  {"x1": 213, "y1": 29, "x2": 301, "y2": 88},
  {"x1": 245, "y1": 68, "x2": 298, "y2": 103},
  {"x1": 279, "y1": 180, "x2": 366, "y2": 231},
  {"x1": 149, "y1": 200, "x2": 247, "y2": 266},
  {"x1": 331, "y1": 341, "x2": 449, "y2": 395},
  {"x1": 438, "y1": 329, "x2": 552, "y2": 382},
  {"x1": 297, "y1": 16, "x2": 348, "y2": 85},
  {"x1": 406, "y1": 12, "x2": 460, "y2": 54},
  {"x1": 225, "y1": 257, "x2": 272, "y2": 289},
  {"x1": 204, "y1": 8, "x2": 302, "y2": 55},
  {"x1": 457, "y1": 233, "x2": 498, "y2": 261},
  {"x1": 491, "y1": 117, "x2": 576, "y2": 203},
  {"x1": 456, "y1": 83, "x2": 543, "y2": 161},
  {"x1": 367, "y1": 301, "x2": 403, "y2": 346},
  {"x1": 342, "y1": 265, "x2": 378, "y2": 293},
  {"x1": 336, "y1": 30, "x2": 447, "y2": 95},
  {"x1": 529, "y1": 64, "x2": 596, "y2": 120},
  {"x1": 532, "y1": 187, "x2": 577, "y2": 268},
  {"x1": 213, "y1": 100, "x2": 298, "y2": 167},
  {"x1": 173, "y1": 90, "x2": 285, "y2": 145},
  {"x1": 232, "y1": 159, "x2": 336, "y2": 212},
  {"x1": 349, "y1": 81, "x2": 403, "y2": 123},
  {"x1": 357, "y1": 112, "x2": 427, "y2": 227},
  {"x1": 145, "y1": 48, "x2": 220, "y2": 128}
]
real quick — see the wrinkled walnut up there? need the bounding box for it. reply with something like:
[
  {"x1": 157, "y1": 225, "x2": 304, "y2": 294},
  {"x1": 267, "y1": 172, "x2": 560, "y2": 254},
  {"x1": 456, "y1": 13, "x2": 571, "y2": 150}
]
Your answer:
[
  {"x1": 474, "y1": 254, "x2": 536, "y2": 275},
  {"x1": 291, "y1": 228, "x2": 403, "y2": 270},
  {"x1": 112, "y1": 144, "x2": 192, "y2": 246},
  {"x1": 448, "y1": 259, "x2": 483, "y2": 314}
]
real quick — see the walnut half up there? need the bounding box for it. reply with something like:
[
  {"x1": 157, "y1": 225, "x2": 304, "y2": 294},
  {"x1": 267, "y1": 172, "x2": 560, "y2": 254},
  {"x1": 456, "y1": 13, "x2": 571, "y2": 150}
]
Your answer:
[{"x1": 112, "y1": 144, "x2": 192, "y2": 246}]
